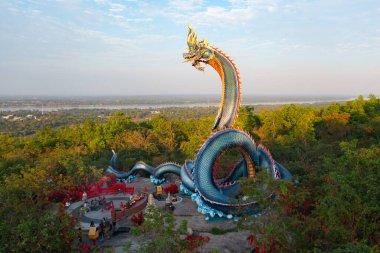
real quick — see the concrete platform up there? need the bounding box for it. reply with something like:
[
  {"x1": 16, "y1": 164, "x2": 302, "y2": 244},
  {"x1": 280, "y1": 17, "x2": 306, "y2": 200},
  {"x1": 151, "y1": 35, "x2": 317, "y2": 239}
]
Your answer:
[{"x1": 67, "y1": 194, "x2": 132, "y2": 229}]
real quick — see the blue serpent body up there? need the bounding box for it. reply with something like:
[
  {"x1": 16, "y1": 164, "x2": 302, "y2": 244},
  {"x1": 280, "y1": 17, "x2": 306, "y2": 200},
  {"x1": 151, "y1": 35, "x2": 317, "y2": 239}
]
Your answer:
[
  {"x1": 106, "y1": 26, "x2": 292, "y2": 219},
  {"x1": 106, "y1": 151, "x2": 180, "y2": 185}
]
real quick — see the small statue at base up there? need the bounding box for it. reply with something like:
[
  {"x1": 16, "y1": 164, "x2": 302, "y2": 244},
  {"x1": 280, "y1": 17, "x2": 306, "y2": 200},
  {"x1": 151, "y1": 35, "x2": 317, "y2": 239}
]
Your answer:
[
  {"x1": 165, "y1": 193, "x2": 175, "y2": 211},
  {"x1": 148, "y1": 193, "x2": 155, "y2": 206}
]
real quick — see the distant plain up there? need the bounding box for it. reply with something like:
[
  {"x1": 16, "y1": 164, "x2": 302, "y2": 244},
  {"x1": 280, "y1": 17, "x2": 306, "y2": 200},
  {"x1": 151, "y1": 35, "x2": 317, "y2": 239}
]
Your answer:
[{"x1": 0, "y1": 94, "x2": 362, "y2": 112}]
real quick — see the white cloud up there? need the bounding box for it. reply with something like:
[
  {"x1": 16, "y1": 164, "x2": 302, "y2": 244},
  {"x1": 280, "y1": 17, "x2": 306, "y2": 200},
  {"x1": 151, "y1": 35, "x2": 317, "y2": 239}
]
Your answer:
[
  {"x1": 106, "y1": 13, "x2": 151, "y2": 30},
  {"x1": 230, "y1": 0, "x2": 279, "y2": 12},
  {"x1": 168, "y1": 0, "x2": 204, "y2": 11},
  {"x1": 137, "y1": 34, "x2": 180, "y2": 43},
  {"x1": 162, "y1": 5, "x2": 255, "y2": 27},
  {"x1": 94, "y1": 0, "x2": 107, "y2": 4},
  {"x1": 73, "y1": 27, "x2": 134, "y2": 48},
  {"x1": 192, "y1": 6, "x2": 255, "y2": 26},
  {"x1": 336, "y1": 42, "x2": 378, "y2": 52},
  {"x1": 109, "y1": 3, "x2": 126, "y2": 13},
  {"x1": 162, "y1": 0, "x2": 283, "y2": 28}
]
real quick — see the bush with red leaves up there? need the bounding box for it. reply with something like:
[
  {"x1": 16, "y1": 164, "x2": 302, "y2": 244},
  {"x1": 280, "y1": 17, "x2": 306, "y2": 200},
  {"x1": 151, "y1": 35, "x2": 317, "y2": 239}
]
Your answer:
[
  {"x1": 184, "y1": 234, "x2": 210, "y2": 251},
  {"x1": 131, "y1": 212, "x2": 144, "y2": 226},
  {"x1": 48, "y1": 184, "x2": 94, "y2": 203},
  {"x1": 107, "y1": 174, "x2": 117, "y2": 184},
  {"x1": 164, "y1": 183, "x2": 179, "y2": 195},
  {"x1": 79, "y1": 243, "x2": 91, "y2": 253},
  {"x1": 247, "y1": 234, "x2": 268, "y2": 253},
  {"x1": 56, "y1": 204, "x2": 78, "y2": 250}
]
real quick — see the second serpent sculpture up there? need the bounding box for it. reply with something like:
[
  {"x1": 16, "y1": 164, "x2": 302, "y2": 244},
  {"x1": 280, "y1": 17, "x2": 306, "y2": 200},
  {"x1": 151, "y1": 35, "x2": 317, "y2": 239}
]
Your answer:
[{"x1": 107, "y1": 26, "x2": 292, "y2": 219}]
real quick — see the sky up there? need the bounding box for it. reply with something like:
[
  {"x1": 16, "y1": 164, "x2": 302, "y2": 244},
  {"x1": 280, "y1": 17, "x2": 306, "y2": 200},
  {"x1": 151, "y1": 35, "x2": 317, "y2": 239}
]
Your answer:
[{"x1": 0, "y1": 0, "x2": 379, "y2": 96}]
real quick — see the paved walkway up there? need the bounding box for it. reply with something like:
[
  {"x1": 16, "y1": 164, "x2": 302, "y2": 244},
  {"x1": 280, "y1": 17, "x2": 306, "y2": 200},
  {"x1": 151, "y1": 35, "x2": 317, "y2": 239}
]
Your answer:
[
  {"x1": 67, "y1": 194, "x2": 132, "y2": 229},
  {"x1": 66, "y1": 178, "x2": 253, "y2": 252}
]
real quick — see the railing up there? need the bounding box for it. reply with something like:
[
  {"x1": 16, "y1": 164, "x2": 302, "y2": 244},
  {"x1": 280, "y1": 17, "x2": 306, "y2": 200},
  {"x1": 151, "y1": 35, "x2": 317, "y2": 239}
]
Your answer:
[{"x1": 111, "y1": 194, "x2": 148, "y2": 222}]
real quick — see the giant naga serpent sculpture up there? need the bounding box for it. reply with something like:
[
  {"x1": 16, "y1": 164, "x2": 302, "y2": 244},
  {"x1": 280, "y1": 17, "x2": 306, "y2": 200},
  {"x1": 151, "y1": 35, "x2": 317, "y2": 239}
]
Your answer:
[{"x1": 107, "y1": 26, "x2": 292, "y2": 219}]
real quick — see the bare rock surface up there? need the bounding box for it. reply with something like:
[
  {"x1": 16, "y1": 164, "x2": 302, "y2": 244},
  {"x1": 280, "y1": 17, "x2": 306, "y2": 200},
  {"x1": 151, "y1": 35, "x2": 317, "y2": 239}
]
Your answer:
[
  {"x1": 202, "y1": 231, "x2": 252, "y2": 252},
  {"x1": 173, "y1": 197, "x2": 237, "y2": 231}
]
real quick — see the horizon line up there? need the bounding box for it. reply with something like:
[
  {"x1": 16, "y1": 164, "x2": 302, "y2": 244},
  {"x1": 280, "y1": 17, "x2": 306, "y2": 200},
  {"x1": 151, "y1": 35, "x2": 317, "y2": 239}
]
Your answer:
[{"x1": 0, "y1": 93, "x2": 377, "y2": 98}]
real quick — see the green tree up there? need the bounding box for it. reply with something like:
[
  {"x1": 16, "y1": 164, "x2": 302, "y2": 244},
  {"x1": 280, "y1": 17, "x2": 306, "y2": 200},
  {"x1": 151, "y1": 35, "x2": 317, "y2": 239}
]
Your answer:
[{"x1": 139, "y1": 206, "x2": 188, "y2": 253}]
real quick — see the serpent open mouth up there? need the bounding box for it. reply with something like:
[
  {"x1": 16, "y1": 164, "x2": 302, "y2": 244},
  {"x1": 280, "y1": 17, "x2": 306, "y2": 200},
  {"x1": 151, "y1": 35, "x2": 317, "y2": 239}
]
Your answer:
[{"x1": 183, "y1": 51, "x2": 207, "y2": 71}]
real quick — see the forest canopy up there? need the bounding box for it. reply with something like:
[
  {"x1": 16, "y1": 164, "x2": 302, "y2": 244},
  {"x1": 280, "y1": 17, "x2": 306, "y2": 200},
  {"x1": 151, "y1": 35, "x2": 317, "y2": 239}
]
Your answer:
[{"x1": 0, "y1": 95, "x2": 379, "y2": 252}]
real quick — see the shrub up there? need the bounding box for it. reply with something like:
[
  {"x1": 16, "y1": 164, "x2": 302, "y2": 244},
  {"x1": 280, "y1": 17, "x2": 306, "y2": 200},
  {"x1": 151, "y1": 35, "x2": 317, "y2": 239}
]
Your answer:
[
  {"x1": 131, "y1": 212, "x2": 144, "y2": 226},
  {"x1": 210, "y1": 227, "x2": 228, "y2": 235},
  {"x1": 130, "y1": 226, "x2": 142, "y2": 236},
  {"x1": 164, "y1": 183, "x2": 178, "y2": 195},
  {"x1": 184, "y1": 234, "x2": 210, "y2": 252}
]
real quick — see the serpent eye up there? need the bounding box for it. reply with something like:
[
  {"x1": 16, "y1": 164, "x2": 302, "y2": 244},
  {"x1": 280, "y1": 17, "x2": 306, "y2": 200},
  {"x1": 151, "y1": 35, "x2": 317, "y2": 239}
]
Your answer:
[{"x1": 202, "y1": 50, "x2": 211, "y2": 58}]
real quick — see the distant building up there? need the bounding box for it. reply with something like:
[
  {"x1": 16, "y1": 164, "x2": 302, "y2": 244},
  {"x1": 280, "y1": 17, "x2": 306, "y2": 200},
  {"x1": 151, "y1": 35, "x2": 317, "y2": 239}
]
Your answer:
[
  {"x1": 12, "y1": 116, "x2": 22, "y2": 121},
  {"x1": 2, "y1": 115, "x2": 13, "y2": 120},
  {"x1": 26, "y1": 114, "x2": 37, "y2": 119}
]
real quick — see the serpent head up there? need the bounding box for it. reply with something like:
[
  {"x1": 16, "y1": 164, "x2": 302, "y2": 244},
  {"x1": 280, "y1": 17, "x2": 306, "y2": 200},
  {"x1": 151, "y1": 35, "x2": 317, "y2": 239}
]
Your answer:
[{"x1": 183, "y1": 25, "x2": 214, "y2": 71}]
